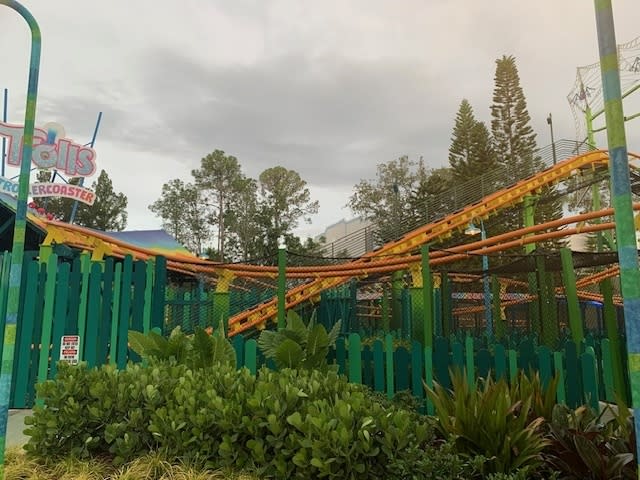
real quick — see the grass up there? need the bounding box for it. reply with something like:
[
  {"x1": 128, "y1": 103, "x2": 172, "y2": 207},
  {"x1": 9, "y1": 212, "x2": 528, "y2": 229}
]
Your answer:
[{"x1": 4, "y1": 447, "x2": 260, "y2": 480}]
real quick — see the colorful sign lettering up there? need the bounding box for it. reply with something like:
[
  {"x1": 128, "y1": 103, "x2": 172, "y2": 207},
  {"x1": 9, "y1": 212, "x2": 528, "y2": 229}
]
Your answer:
[
  {"x1": 0, "y1": 121, "x2": 97, "y2": 177},
  {"x1": 0, "y1": 176, "x2": 95, "y2": 205}
]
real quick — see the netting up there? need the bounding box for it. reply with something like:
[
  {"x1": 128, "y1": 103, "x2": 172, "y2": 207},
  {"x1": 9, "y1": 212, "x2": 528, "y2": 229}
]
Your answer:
[{"x1": 567, "y1": 35, "x2": 640, "y2": 142}]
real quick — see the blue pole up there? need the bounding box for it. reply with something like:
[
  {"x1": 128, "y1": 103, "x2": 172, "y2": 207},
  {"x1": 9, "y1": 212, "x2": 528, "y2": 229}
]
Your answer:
[
  {"x1": 0, "y1": 2, "x2": 40, "y2": 477},
  {"x1": 69, "y1": 111, "x2": 102, "y2": 223},
  {"x1": 593, "y1": 2, "x2": 640, "y2": 477},
  {"x1": 1, "y1": 89, "x2": 7, "y2": 177}
]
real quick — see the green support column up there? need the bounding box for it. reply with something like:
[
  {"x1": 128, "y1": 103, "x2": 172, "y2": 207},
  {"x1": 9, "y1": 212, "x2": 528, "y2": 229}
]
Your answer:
[
  {"x1": 409, "y1": 287, "x2": 422, "y2": 342},
  {"x1": 523, "y1": 195, "x2": 542, "y2": 337},
  {"x1": 560, "y1": 248, "x2": 585, "y2": 345},
  {"x1": 441, "y1": 272, "x2": 452, "y2": 337},
  {"x1": 492, "y1": 276, "x2": 505, "y2": 340},
  {"x1": 421, "y1": 246, "x2": 433, "y2": 349},
  {"x1": 391, "y1": 270, "x2": 404, "y2": 332},
  {"x1": 593, "y1": 4, "x2": 640, "y2": 475}
]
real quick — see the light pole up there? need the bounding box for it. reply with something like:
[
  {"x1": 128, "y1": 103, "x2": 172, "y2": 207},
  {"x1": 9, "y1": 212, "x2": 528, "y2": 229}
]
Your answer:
[
  {"x1": 465, "y1": 220, "x2": 492, "y2": 337},
  {"x1": 0, "y1": 1, "x2": 41, "y2": 476},
  {"x1": 547, "y1": 113, "x2": 558, "y2": 165},
  {"x1": 277, "y1": 236, "x2": 286, "y2": 330}
]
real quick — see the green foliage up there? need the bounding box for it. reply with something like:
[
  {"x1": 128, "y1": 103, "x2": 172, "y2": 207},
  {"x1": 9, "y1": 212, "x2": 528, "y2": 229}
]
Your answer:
[
  {"x1": 24, "y1": 362, "x2": 477, "y2": 479},
  {"x1": 257, "y1": 310, "x2": 341, "y2": 371},
  {"x1": 148, "y1": 178, "x2": 210, "y2": 255},
  {"x1": 128, "y1": 326, "x2": 236, "y2": 370},
  {"x1": 544, "y1": 403, "x2": 636, "y2": 480},
  {"x1": 510, "y1": 371, "x2": 559, "y2": 422},
  {"x1": 426, "y1": 371, "x2": 549, "y2": 475}
]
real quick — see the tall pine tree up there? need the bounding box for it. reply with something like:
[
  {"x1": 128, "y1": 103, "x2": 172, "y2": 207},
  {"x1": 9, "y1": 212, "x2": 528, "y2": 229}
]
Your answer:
[
  {"x1": 449, "y1": 99, "x2": 497, "y2": 192},
  {"x1": 490, "y1": 55, "x2": 563, "y2": 248}
]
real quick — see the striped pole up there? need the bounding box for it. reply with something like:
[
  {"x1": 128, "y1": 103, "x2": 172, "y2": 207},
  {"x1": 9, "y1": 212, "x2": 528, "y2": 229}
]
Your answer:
[
  {"x1": 0, "y1": 1, "x2": 40, "y2": 477},
  {"x1": 593, "y1": 1, "x2": 640, "y2": 477}
]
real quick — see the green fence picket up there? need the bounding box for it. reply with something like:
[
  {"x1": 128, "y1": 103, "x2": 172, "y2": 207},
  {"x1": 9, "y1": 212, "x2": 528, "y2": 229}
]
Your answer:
[
  {"x1": 233, "y1": 335, "x2": 244, "y2": 368},
  {"x1": 143, "y1": 263, "x2": 153, "y2": 335},
  {"x1": 65, "y1": 257, "x2": 81, "y2": 335},
  {"x1": 581, "y1": 346, "x2": 599, "y2": 411},
  {"x1": 385, "y1": 334, "x2": 394, "y2": 399},
  {"x1": 97, "y1": 258, "x2": 114, "y2": 365},
  {"x1": 77, "y1": 253, "x2": 91, "y2": 360},
  {"x1": 117, "y1": 256, "x2": 133, "y2": 369},
  {"x1": 12, "y1": 260, "x2": 39, "y2": 408},
  {"x1": 452, "y1": 340, "x2": 463, "y2": 377},
  {"x1": 36, "y1": 254, "x2": 58, "y2": 399},
  {"x1": 600, "y1": 338, "x2": 615, "y2": 402},
  {"x1": 477, "y1": 348, "x2": 491, "y2": 379},
  {"x1": 336, "y1": 337, "x2": 346, "y2": 375},
  {"x1": 362, "y1": 346, "x2": 373, "y2": 387},
  {"x1": 411, "y1": 341, "x2": 424, "y2": 402},
  {"x1": 109, "y1": 263, "x2": 122, "y2": 366},
  {"x1": 536, "y1": 345, "x2": 552, "y2": 389},
  {"x1": 465, "y1": 336, "x2": 475, "y2": 387},
  {"x1": 554, "y1": 351, "x2": 566, "y2": 405},
  {"x1": 244, "y1": 339, "x2": 257, "y2": 375},
  {"x1": 84, "y1": 262, "x2": 103, "y2": 368},
  {"x1": 565, "y1": 341, "x2": 580, "y2": 408},
  {"x1": 348, "y1": 333, "x2": 362, "y2": 384},
  {"x1": 434, "y1": 336, "x2": 450, "y2": 388},
  {"x1": 508, "y1": 349, "x2": 517, "y2": 384},
  {"x1": 494, "y1": 343, "x2": 506, "y2": 380},
  {"x1": 394, "y1": 347, "x2": 410, "y2": 392},
  {"x1": 373, "y1": 340, "x2": 384, "y2": 392},
  {"x1": 151, "y1": 256, "x2": 167, "y2": 331},
  {"x1": 49, "y1": 262, "x2": 70, "y2": 378}
]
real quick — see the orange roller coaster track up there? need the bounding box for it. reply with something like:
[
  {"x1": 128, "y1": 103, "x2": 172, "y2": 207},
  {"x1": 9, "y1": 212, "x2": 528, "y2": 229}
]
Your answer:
[{"x1": 225, "y1": 149, "x2": 638, "y2": 335}]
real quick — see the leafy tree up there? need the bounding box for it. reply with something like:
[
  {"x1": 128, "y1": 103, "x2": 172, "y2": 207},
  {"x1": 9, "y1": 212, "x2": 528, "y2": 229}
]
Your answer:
[
  {"x1": 192, "y1": 150, "x2": 245, "y2": 261},
  {"x1": 74, "y1": 170, "x2": 128, "y2": 231},
  {"x1": 349, "y1": 156, "x2": 453, "y2": 243},
  {"x1": 257, "y1": 166, "x2": 319, "y2": 251},
  {"x1": 149, "y1": 179, "x2": 210, "y2": 255},
  {"x1": 224, "y1": 177, "x2": 262, "y2": 262}
]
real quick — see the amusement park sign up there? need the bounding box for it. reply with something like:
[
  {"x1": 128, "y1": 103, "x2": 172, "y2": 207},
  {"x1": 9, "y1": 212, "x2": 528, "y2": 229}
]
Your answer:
[
  {"x1": 0, "y1": 121, "x2": 98, "y2": 205},
  {"x1": 0, "y1": 121, "x2": 97, "y2": 177}
]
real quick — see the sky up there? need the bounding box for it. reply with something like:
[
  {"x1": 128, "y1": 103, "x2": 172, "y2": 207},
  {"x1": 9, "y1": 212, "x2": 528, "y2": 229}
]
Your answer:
[{"x1": 0, "y1": 0, "x2": 638, "y2": 241}]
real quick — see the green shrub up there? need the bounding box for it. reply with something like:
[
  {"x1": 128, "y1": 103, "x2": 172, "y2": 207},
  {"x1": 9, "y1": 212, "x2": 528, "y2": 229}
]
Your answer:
[
  {"x1": 128, "y1": 325, "x2": 236, "y2": 369},
  {"x1": 426, "y1": 371, "x2": 549, "y2": 475},
  {"x1": 544, "y1": 402, "x2": 636, "y2": 479},
  {"x1": 257, "y1": 310, "x2": 341, "y2": 371},
  {"x1": 26, "y1": 362, "x2": 477, "y2": 479}
]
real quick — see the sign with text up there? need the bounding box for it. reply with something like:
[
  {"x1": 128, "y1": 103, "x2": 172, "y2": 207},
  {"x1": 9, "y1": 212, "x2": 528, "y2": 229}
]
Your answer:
[
  {"x1": 0, "y1": 177, "x2": 96, "y2": 205},
  {"x1": 0, "y1": 121, "x2": 97, "y2": 177},
  {"x1": 60, "y1": 335, "x2": 80, "y2": 365}
]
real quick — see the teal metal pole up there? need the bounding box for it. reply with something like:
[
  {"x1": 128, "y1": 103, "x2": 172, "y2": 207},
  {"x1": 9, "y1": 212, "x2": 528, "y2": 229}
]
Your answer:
[
  {"x1": 593, "y1": 2, "x2": 640, "y2": 476},
  {"x1": 480, "y1": 220, "x2": 492, "y2": 338},
  {"x1": 0, "y1": 1, "x2": 41, "y2": 476},
  {"x1": 277, "y1": 238, "x2": 286, "y2": 330},
  {"x1": 1, "y1": 89, "x2": 7, "y2": 177}
]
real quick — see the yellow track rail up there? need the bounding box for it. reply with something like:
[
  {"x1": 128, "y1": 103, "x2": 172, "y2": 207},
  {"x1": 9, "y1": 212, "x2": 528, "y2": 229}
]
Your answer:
[{"x1": 227, "y1": 150, "x2": 612, "y2": 335}]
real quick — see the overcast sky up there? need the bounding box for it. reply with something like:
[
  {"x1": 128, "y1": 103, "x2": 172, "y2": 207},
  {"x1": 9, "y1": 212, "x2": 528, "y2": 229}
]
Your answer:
[{"x1": 1, "y1": 1, "x2": 638, "y2": 240}]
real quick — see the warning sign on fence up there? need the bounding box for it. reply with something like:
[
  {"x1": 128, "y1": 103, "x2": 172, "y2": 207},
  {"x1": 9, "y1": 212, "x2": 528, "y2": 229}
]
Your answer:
[{"x1": 60, "y1": 335, "x2": 80, "y2": 365}]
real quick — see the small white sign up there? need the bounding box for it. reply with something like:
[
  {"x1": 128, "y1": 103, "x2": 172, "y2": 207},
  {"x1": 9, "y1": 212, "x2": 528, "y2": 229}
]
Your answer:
[{"x1": 60, "y1": 335, "x2": 80, "y2": 365}]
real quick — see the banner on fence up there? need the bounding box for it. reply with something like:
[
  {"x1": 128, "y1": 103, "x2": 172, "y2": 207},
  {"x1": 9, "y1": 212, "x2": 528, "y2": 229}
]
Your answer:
[{"x1": 60, "y1": 335, "x2": 80, "y2": 365}]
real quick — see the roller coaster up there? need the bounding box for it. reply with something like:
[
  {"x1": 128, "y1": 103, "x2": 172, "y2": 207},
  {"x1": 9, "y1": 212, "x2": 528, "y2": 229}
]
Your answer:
[{"x1": 31, "y1": 144, "x2": 640, "y2": 337}]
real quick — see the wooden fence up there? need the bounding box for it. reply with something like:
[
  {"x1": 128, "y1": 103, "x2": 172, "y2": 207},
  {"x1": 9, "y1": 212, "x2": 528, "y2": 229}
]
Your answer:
[
  {"x1": 1, "y1": 252, "x2": 167, "y2": 408},
  {"x1": 231, "y1": 333, "x2": 623, "y2": 413}
]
